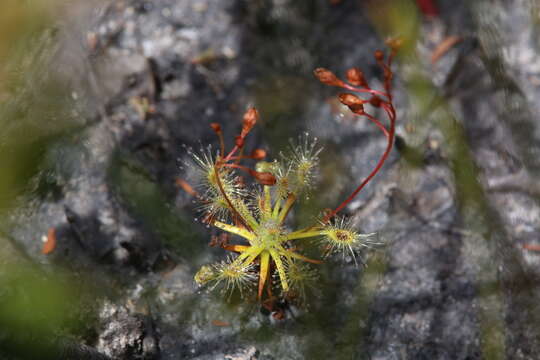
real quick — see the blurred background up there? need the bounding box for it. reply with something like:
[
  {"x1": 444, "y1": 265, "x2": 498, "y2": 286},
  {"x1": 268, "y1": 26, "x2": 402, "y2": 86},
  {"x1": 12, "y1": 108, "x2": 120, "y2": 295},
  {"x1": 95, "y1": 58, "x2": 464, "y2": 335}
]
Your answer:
[{"x1": 2, "y1": 0, "x2": 540, "y2": 359}]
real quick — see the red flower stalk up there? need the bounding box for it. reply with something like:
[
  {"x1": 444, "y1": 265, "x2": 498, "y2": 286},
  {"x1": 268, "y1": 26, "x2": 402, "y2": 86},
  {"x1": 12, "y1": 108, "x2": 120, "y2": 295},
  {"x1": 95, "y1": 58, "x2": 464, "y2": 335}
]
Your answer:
[
  {"x1": 315, "y1": 43, "x2": 399, "y2": 223},
  {"x1": 221, "y1": 107, "x2": 260, "y2": 164}
]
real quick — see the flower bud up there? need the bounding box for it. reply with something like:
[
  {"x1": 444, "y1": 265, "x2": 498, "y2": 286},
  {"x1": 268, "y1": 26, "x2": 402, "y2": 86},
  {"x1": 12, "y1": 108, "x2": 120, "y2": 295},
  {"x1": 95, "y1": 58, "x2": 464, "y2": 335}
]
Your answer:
[
  {"x1": 313, "y1": 68, "x2": 344, "y2": 87},
  {"x1": 242, "y1": 107, "x2": 258, "y2": 133},
  {"x1": 338, "y1": 93, "x2": 364, "y2": 107},
  {"x1": 250, "y1": 148, "x2": 267, "y2": 160},
  {"x1": 338, "y1": 93, "x2": 365, "y2": 114},
  {"x1": 369, "y1": 96, "x2": 382, "y2": 107},
  {"x1": 346, "y1": 67, "x2": 368, "y2": 87},
  {"x1": 348, "y1": 103, "x2": 365, "y2": 115},
  {"x1": 210, "y1": 122, "x2": 222, "y2": 133},
  {"x1": 374, "y1": 50, "x2": 385, "y2": 62}
]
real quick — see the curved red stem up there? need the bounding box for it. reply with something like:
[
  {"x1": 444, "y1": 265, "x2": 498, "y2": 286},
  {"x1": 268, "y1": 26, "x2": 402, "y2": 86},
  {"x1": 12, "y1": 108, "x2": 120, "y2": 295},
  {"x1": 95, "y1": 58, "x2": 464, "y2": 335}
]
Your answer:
[
  {"x1": 321, "y1": 51, "x2": 397, "y2": 223},
  {"x1": 323, "y1": 105, "x2": 395, "y2": 223}
]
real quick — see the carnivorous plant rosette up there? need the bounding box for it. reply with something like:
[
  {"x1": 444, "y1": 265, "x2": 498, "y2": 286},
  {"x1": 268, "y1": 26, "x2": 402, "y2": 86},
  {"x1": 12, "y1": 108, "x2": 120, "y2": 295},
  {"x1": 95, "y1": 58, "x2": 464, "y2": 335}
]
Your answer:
[{"x1": 180, "y1": 41, "x2": 400, "y2": 305}]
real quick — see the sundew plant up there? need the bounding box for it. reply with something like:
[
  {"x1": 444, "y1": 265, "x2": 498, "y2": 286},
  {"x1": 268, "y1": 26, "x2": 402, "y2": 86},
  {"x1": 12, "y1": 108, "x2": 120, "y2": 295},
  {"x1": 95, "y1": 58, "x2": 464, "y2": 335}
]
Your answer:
[{"x1": 181, "y1": 42, "x2": 399, "y2": 307}]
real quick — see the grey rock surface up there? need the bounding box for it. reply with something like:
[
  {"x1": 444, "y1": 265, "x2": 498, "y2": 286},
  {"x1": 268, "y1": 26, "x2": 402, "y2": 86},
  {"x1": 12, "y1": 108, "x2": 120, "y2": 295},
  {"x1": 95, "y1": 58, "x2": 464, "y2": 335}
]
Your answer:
[{"x1": 3, "y1": 0, "x2": 540, "y2": 359}]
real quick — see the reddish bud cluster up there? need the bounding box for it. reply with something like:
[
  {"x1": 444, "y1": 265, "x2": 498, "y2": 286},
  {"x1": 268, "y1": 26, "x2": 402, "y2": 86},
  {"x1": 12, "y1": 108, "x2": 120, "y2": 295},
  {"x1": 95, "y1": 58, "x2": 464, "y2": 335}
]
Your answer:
[
  {"x1": 225, "y1": 107, "x2": 260, "y2": 150},
  {"x1": 178, "y1": 107, "x2": 273, "y2": 230},
  {"x1": 241, "y1": 107, "x2": 259, "y2": 138}
]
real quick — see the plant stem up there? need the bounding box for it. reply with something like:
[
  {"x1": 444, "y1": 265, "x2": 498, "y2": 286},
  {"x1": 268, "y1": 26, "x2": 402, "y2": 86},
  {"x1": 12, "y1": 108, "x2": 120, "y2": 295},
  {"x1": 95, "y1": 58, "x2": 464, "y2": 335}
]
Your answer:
[{"x1": 322, "y1": 105, "x2": 395, "y2": 223}]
